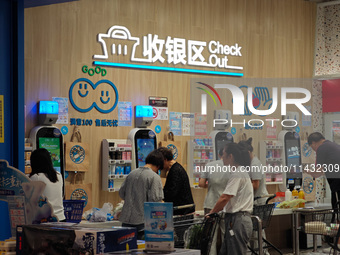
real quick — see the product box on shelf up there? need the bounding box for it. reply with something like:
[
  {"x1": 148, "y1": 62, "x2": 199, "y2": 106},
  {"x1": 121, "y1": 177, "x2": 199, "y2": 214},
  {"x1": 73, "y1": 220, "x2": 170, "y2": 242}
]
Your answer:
[{"x1": 16, "y1": 224, "x2": 137, "y2": 254}]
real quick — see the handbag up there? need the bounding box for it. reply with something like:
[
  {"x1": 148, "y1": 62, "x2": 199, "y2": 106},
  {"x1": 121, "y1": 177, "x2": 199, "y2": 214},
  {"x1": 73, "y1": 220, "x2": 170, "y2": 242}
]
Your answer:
[
  {"x1": 159, "y1": 131, "x2": 182, "y2": 165},
  {"x1": 64, "y1": 126, "x2": 90, "y2": 172},
  {"x1": 64, "y1": 172, "x2": 92, "y2": 211}
]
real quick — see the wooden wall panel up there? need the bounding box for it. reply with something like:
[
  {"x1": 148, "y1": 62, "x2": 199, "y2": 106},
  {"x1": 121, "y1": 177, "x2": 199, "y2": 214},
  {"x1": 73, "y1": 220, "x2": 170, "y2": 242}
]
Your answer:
[{"x1": 24, "y1": 0, "x2": 316, "y2": 210}]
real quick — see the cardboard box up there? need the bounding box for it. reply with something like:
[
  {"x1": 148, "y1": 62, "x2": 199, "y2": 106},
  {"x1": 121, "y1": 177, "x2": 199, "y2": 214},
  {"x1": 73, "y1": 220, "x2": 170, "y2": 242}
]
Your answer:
[{"x1": 17, "y1": 224, "x2": 137, "y2": 254}]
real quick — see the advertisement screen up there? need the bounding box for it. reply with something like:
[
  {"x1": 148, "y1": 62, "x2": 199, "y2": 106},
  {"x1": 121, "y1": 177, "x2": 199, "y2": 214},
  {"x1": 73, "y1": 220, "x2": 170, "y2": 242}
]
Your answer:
[
  {"x1": 136, "y1": 138, "x2": 156, "y2": 167},
  {"x1": 285, "y1": 139, "x2": 301, "y2": 172},
  {"x1": 38, "y1": 137, "x2": 61, "y2": 173}
]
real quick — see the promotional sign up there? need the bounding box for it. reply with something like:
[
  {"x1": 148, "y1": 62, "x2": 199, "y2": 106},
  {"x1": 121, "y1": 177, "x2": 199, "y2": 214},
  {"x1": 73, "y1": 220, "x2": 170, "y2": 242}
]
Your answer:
[
  {"x1": 118, "y1": 101, "x2": 132, "y2": 126},
  {"x1": 169, "y1": 112, "x2": 182, "y2": 136},
  {"x1": 144, "y1": 202, "x2": 174, "y2": 252},
  {"x1": 53, "y1": 97, "x2": 69, "y2": 124}
]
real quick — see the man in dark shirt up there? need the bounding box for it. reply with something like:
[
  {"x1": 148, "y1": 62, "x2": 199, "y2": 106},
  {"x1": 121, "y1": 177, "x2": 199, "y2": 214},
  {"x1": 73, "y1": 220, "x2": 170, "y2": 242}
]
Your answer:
[
  {"x1": 157, "y1": 147, "x2": 195, "y2": 215},
  {"x1": 308, "y1": 132, "x2": 340, "y2": 209}
]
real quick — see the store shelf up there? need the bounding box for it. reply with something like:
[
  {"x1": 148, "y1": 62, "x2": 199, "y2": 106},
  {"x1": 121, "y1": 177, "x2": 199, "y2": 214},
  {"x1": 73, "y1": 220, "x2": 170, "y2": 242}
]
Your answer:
[
  {"x1": 108, "y1": 188, "x2": 120, "y2": 192},
  {"x1": 102, "y1": 139, "x2": 132, "y2": 192},
  {"x1": 188, "y1": 138, "x2": 214, "y2": 188},
  {"x1": 109, "y1": 146, "x2": 131, "y2": 152},
  {"x1": 266, "y1": 158, "x2": 282, "y2": 162},
  {"x1": 193, "y1": 145, "x2": 213, "y2": 150},
  {"x1": 266, "y1": 181, "x2": 284, "y2": 185},
  {"x1": 109, "y1": 174, "x2": 128, "y2": 179},
  {"x1": 109, "y1": 160, "x2": 132, "y2": 165}
]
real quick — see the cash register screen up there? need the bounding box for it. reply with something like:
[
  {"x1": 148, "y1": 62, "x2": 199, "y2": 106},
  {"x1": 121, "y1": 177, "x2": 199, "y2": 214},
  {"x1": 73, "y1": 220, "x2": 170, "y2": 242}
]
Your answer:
[
  {"x1": 136, "y1": 138, "x2": 156, "y2": 168},
  {"x1": 38, "y1": 137, "x2": 61, "y2": 173},
  {"x1": 285, "y1": 139, "x2": 301, "y2": 172}
]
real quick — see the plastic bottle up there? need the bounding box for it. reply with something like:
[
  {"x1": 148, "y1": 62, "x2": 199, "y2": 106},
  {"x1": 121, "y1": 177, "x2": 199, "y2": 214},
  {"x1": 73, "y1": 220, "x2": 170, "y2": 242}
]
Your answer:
[
  {"x1": 285, "y1": 188, "x2": 292, "y2": 201},
  {"x1": 298, "y1": 189, "x2": 305, "y2": 208},
  {"x1": 292, "y1": 186, "x2": 298, "y2": 200}
]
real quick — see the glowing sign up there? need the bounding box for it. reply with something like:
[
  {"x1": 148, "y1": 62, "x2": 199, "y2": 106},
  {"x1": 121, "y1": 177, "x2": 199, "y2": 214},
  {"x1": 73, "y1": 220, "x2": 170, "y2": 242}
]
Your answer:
[
  {"x1": 39, "y1": 101, "x2": 59, "y2": 115},
  {"x1": 136, "y1": 106, "x2": 153, "y2": 118},
  {"x1": 93, "y1": 25, "x2": 244, "y2": 76}
]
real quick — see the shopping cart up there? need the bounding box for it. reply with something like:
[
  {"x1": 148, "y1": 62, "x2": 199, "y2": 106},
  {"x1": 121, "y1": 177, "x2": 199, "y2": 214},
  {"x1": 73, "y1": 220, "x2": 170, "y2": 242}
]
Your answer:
[
  {"x1": 183, "y1": 212, "x2": 221, "y2": 255},
  {"x1": 248, "y1": 194, "x2": 283, "y2": 255},
  {"x1": 300, "y1": 202, "x2": 340, "y2": 254},
  {"x1": 173, "y1": 204, "x2": 196, "y2": 248}
]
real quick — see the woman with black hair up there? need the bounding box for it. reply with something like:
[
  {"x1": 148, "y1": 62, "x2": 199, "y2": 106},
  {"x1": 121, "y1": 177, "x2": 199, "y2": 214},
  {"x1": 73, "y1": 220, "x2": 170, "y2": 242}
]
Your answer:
[
  {"x1": 209, "y1": 142, "x2": 253, "y2": 255},
  {"x1": 29, "y1": 148, "x2": 65, "y2": 221}
]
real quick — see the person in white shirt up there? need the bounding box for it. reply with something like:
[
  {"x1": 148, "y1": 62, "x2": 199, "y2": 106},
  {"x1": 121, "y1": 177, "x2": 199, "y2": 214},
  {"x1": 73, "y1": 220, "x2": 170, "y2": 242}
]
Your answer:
[
  {"x1": 199, "y1": 148, "x2": 230, "y2": 255},
  {"x1": 239, "y1": 138, "x2": 270, "y2": 255},
  {"x1": 29, "y1": 148, "x2": 65, "y2": 221},
  {"x1": 209, "y1": 142, "x2": 253, "y2": 255}
]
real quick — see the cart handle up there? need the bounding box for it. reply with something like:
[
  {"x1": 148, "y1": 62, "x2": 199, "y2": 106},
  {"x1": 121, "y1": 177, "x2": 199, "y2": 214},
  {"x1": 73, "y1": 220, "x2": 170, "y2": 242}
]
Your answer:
[
  {"x1": 254, "y1": 194, "x2": 276, "y2": 204},
  {"x1": 173, "y1": 204, "x2": 195, "y2": 210}
]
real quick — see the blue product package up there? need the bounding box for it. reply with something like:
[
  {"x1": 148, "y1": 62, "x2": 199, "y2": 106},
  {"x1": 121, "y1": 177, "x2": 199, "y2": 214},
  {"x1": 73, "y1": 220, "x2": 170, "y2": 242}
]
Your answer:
[{"x1": 125, "y1": 166, "x2": 131, "y2": 175}]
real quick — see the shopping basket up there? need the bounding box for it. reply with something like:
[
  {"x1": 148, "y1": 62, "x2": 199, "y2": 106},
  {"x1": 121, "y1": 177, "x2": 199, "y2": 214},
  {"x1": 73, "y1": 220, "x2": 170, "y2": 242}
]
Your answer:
[{"x1": 63, "y1": 200, "x2": 85, "y2": 223}]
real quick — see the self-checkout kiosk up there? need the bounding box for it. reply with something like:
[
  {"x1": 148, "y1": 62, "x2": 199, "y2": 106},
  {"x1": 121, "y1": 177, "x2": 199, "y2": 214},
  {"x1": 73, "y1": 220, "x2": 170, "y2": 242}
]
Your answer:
[
  {"x1": 278, "y1": 130, "x2": 302, "y2": 191},
  {"x1": 128, "y1": 106, "x2": 157, "y2": 170},
  {"x1": 210, "y1": 110, "x2": 233, "y2": 160},
  {"x1": 29, "y1": 101, "x2": 65, "y2": 193}
]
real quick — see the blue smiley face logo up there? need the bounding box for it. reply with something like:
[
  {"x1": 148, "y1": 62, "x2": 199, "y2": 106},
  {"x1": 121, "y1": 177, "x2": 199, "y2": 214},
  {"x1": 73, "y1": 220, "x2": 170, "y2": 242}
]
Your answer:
[
  {"x1": 100, "y1": 90, "x2": 110, "y2": 104},
  {"x1": 69, "y1": 78, "x2": 119, "y2": 113},
  {"x1": 78, "y1": 83, "x2": 89, "y2": 97}
]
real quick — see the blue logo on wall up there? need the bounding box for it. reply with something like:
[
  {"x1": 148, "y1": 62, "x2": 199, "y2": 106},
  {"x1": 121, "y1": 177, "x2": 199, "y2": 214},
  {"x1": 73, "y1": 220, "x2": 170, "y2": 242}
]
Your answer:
[
  {"x1": 69, "y1": 78, "x2": 119, "y2": 113},
  {"x1": 69, "y1": 145, "x2": 86, "y2": 164},
  {"x1": 70, "y1": 188, "x2": 88, "y2": 207},
  {"x1": 167, "y1": 144, "x2": 178, "y2": 160}
]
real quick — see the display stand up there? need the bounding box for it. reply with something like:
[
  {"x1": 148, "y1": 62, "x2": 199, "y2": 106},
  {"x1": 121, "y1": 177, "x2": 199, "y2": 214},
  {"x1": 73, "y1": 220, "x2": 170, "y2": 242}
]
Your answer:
[
  {"x1": 259, "y1": 140, "x2": 285, "y2": 187},
  {"x1": 102, "y1": 139, "x2": 132, "y2": 192},
  {"x1": 187, "y1": 137, "x2": 214, "y2": 188}
]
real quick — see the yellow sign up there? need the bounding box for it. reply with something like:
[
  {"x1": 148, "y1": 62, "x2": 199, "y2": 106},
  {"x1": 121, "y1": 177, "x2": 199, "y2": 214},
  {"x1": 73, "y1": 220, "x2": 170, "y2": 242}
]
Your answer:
[{"x1": 0, "y1": 95, "x2": 3, "y2": 143}]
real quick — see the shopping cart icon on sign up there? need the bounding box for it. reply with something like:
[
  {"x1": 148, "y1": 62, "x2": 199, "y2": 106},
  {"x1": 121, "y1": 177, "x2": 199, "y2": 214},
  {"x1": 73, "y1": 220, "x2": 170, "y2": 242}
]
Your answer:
[{"x1": 93, "y1": 25, "x2": 150, "y2": 63}]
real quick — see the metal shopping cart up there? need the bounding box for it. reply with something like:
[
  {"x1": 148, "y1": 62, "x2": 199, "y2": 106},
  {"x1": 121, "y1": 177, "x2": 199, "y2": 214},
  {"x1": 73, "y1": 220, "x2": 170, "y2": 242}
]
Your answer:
[
  {"x1": 299, "y1": 202, "x2": 340, "y2": 255},
  {"x1": 183, "y1": 212, "x2": 221, "y2": 255},
  {"x1": 248, "y1": 194, "x2": 283, "y2": 255},
  {"x1": 173, "y1": 204, "x2": 197, "y2": 248}
]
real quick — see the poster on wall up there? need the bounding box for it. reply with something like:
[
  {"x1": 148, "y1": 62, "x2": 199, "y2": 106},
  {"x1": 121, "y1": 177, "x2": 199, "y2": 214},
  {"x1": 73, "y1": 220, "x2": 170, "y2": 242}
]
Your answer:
[
  {"x1": 153, "y1": 107, "x2": 168, "y2": 120},
  {"x1": 266, "y1": 124, "x2": 277, "y2": 139},
  {"x1": 118, "y1": 102, "x2": 132, "y2": 127},
  {"x1": 169, "y1": 112, "x2": 182, "y2": 136},
  {"x1": 53, "y1": 97, "x2": 69, "y2": 124},
  {"x1": 302, "y1": 106, "x2": 312, "y2": 126},
  {"x1": 194, "y1": 113, "x2": 207, "y2": 136},
  {"x1": 182, "y1": 113, "x2": 195, "y2": 136},
  {"x1": 0, "y1": 95, "x2": 3, "y2": 143}
]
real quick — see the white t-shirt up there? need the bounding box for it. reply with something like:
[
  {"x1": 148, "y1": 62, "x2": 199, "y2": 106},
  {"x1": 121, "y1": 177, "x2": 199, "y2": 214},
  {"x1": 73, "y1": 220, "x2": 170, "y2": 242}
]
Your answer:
[
  {"x1": 249, "y1": 157, "x2": 268, "y2": 205},
  {"x1": 222, "y1": 166, "x2": 253, "y2": 213},
  {"x1": 201, "y1": 160, "x2": 230, "y2": 209},
  {"x1": 30, "y1": 172, "x2": 65, "y2": 221}
]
